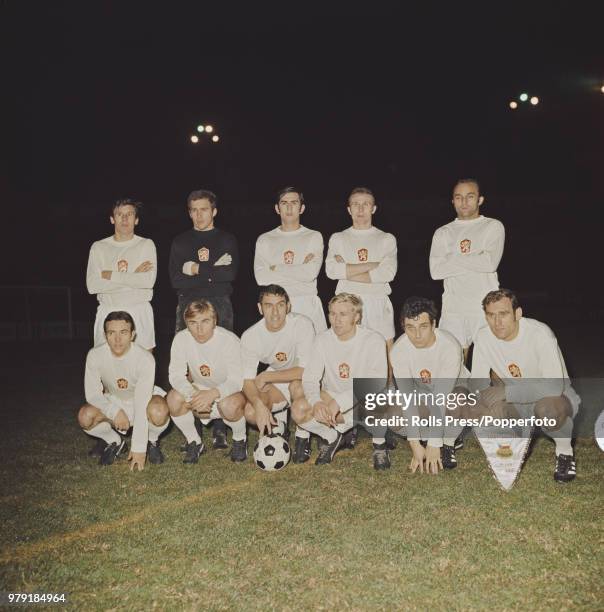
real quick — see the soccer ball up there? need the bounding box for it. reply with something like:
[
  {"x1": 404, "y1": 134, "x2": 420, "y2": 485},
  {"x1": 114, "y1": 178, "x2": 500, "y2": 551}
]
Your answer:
[{"x1": 253, "y1": 434, "x2": 291, "y2": 471}]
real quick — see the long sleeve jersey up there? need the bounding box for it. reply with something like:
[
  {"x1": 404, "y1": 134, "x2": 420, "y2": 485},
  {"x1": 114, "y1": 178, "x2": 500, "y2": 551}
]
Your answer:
[
  {"x1": 84, "y1": 343, "x2": 155, "y2": 453},
  {"x1": 302, "y1": 326, "x2": 387, "y2": 413},
  {"x1": 168, "y1": 326, "x2": 243, "y2": 402},
  {"x1": 325, "y1": 226, "x2": 397, "y2": 296},
  {"x1": 86, "y1": 235, "x2": 157, "y2": 306},
  {"x1": 429, "y1": 216, "x2": 504, "y2": 314},
  {"x1": 169, "y1": 228, "x2": 239, "y2": 299},
  {"x1": 254, "y1": 226, "x2": 324, "y2": 297},
  {"x1": 471, "y1": 318, "x2": 580, "y2": 407}
]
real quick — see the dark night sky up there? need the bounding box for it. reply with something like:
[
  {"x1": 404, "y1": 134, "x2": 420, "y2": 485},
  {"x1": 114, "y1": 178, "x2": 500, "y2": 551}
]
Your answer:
[{"x1": 1, "y1": 1, "x2": 602, "y2": 319}]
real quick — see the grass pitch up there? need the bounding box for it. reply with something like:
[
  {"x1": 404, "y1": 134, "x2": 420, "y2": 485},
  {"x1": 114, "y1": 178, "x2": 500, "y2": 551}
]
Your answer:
[{"x1": 0, "y1": 361, "x2": 603, "y2": 611}]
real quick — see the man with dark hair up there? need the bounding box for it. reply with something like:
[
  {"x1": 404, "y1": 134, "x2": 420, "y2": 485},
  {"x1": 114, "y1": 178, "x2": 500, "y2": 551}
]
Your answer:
[
  {"x1": 240, "y1": 284, "x2": 315, "y2": 463},
  {"x1": 77, "y1": 311, "x2": 170, "y2": 470},
  {"x1": 390, "y1": 297, "x2": 469, "y2": 473},
  {"x1": 169, "y1": 189, "x2": 239, "y2": 449},
  {"x1": 254, "y1": 186, "x2": 327, "y2": 333},
  {"x1": 471, "y1": 289, "x2": 580, "y2": 482},
  {"x1": 429, "y1": 179, "x2": 505, "y2": 362},
  {"x1": 86, "y1": 198, "x2": 157, "y2": 350}
]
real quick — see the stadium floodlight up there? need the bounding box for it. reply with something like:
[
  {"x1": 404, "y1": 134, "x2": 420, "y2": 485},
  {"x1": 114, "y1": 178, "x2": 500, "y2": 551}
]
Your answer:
[
  {"x1": 601, "y1": 85, "x2": 604, "y2": 93},
  {"x1": 211, "y1": 135, "x2": 219, "y2": 142},
  {"x1": 205, "y1": 124, "x2": 214, "y2": 133},
  {"x1": 197, "y1": 125, "x2": 205, "y2": 133},
  {"x1": 509, "y1": 101, "x2": 518, "y2": 109},
  {"x1": 190, "y1": 135, "x2": 199, "y2": 143},
  {"x1": 530, "y1": 96, "x2": 539, "y2": 105},
  {"x1": 519, "y1": 93, "x2": 528, "y2": 102}
]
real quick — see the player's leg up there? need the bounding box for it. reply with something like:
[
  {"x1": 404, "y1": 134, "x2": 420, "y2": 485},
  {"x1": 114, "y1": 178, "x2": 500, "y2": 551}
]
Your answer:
[
  {"x1": 286, "y1": 380, "x2": 311, "y2": 463},
  {"x1": 290, "y1": 295, "x2": 327, "y2": 333},
  {"x1": 167, "y1": 388, "x2": 204, "y2": 463},
  {"x1": 356, "y1": 393, "x2": 392, "y2": 470},
  {"x1": 78, "y1": 403, "x2": 127, "y2": 465},
  {"x1": 146, "y1": 394, "x2": 170, "y2": 464},
  {"x1": 534, "y1": 395, "x2": 576, "y2": 482},
  {"x1": 217, "y1": 392, "x2": 248, "y2": 462},
  {"x1": 441, "y1": 385, "x2": 473, "y2": 469},
  {"x1": 132, "y1": 302, "x2": 156, "y2": 351}
]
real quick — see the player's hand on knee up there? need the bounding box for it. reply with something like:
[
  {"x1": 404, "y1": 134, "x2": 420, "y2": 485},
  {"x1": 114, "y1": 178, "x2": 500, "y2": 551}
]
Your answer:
[
  {"x1": 128, "y1": 451, "x2": 146, "y2": 472},
  {"x1": 113, "y1": 409, "x2": 130, "y2": 433},
  {"x1": 425, "y1": 446, "x2": 443, "y2": 475},
  {"x1": 314, "y1": 401, "x2": 331, "y2": 426},
  {"x1": 256, "y1": 405, "x2": 276, "y2": 436}
]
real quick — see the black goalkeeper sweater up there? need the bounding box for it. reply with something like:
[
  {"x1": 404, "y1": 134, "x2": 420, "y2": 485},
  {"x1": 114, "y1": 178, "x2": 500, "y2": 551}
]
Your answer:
[{"x1": 169, "y1": 227, "x2": 239, "y2": 298}]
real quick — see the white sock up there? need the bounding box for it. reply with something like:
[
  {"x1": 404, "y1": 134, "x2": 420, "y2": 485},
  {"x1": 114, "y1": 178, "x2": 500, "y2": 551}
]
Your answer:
[
  {"x1": 172, "y1": 412, "x2": 201, "y2": 444},
  {"x1": 273, "y1": 409, "x2": 288, "y2": 435},
  {"x1": 300, "y1": 418, "x2": 337, "y2": 443},
  {"x1": 547, "y1": 416, "x2": 574, "y2": 456},
  {"x1": 148, "y1": 419, "x2": 169, "y2": 444},
  {"x1": 226, "y1": 416, "x2": 247, "y2": 441},
  {"x1": 295, "y1": 427, "x2": 310, "y2": 439},
  {"x1": 373, "y1": 437, "x2": 386, "y2": 445},
  {"x1": 85, "y1": 422, "x2": 120, "y2": 445}
]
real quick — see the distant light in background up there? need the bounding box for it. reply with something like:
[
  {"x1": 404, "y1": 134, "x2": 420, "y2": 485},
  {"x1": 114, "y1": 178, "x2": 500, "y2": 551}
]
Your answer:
[
  {"x1": 519, "y1": 93, "x2": 528, "y2": 102},
  {"x1": 205, "y1": 125, "x2": 214, "y2": 133},
  {"x1": 509, "y1": 101, "x2": 518, "y2": 109},
  {"x1": 211, "y1": 135, "x2": 219, "y2": 142},
  {"x1": 197, "y1": 125, "x2": 205, "y2": 133},
  {"x1": 601, "y1": 85, "x2": 604, "y2": 93},
  {"x1": 190, "y1": 135, "x2": 199, "y2": 143},
  {"x1": 530, "y1": 96, "x2": 539, "y2": 105}
]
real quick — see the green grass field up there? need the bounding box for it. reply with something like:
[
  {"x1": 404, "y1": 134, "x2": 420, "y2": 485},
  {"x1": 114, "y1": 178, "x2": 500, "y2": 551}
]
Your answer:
[{"x1": 0, "y1": 360, "x2": 603, "y2": 611}]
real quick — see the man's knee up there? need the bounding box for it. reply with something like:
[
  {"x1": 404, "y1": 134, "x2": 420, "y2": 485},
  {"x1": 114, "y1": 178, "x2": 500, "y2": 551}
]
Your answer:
[
  {"x1": 288, "y1": 380, "x2": 304, "y2": 402},
  {"x1": 291, "y1": 397, "x2": 311, "y2": 424},
  {"x1": 219, "y1": 392, "x2": 246, "y2": 421},
  {"x1": 243, "y1": 402, "x2": 256, "y2": 424},
  {"x1": 167, "y1": 389, "x2": 188, "y2": 416},
  {"x1": 535, "y1": 396, "x2": 572, "y2": 429},
  {"x1": 147, "y1": 396, "x2": 170, "y2": 426},
  {"x1": 78, "y1": 404, "x2": 100, "y2": 430}
]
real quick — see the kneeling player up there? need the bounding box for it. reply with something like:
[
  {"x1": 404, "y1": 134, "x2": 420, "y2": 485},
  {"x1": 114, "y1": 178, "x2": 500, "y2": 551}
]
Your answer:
[
  {"x1": 292, "y1": 293, "x2": 389, "y2": 468},
  {"x1": 241, "y1": 285, "x2": 314, "y2": 463},
  {"x1": 471, "y1": 289, "x2": 580, "y2": 482},
  {"x1": 390, "y1": 297, "x2": 470, "y2": 474},
  {"x1": 167, "y1": 301, "x2": 247, "y2": 463},
  {"x1": 78, "y1": 311, "x2": 169, "y2": 470}
]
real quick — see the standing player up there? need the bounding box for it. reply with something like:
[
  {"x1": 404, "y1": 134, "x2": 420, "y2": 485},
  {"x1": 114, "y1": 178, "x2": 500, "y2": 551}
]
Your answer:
[
  {"x1": 390, "y1": 297, "x2": 469, "y2": 474},
  {"x1": 77, "y1": 311, "x2": 170, "y2": 470},
  {"x1": 240, "y1": 285, "x2": 315, "y2": 463},
  {"x1": 291, "y1": 293, "x2": 390, "y2": 469},
  {"x1": 169, "y1": 189, "x2": 239, "y2": 449},
  {"x1": 254, "y1": 187, "x2": 327, "y2": 333},
  {"x1": 471, "y1": 289, "x2": 580, "y2": 482},
  {"x1": 325, "y1": 187, "x2": 397, "y2": 346},
  {"x1": 167, "y1": 301, "x2": 247, "y2": 463},
  {"x1": 86, "y1": 198, "x2": 157, "y2": 350},
  {"x1": 429, "y1": 178, "x2": 505, "y2": 362}
]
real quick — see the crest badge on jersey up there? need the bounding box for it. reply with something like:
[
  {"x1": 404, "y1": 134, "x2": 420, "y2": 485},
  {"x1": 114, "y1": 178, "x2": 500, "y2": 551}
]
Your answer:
[
  {"x1": 283, "y1": 250, "x2": 294, "y2": 264},
  {"x1": 275, "y1": 352, "x2": 287, "y2": 362},
  {"x1": 117, "y1": 259, "x2": 128, "y2": 272},
  {"x1": 199, "y1": 364, "x2": 211, "y2": 377},
  {"x1": 419, "y1": 369, "x2": 432, "y2": 384},
  {"x1": 116, "y1": 378, "x2": 129, "y2": 390},
  {"x1": 338, "y1": 363, "x2": 350, "y2": 379},
  {"x1": 357, "y1": 248, "x2": 368, "y2": 262},
  {"x1": 198, "y1": 247, "x2": 209, "y2": 262},
  {"x1": 460, "y1": 239, "x2": 471, "y2": 254},
  {"x1": 507, "y1": 363, "x2": 522, "y2": 378}
]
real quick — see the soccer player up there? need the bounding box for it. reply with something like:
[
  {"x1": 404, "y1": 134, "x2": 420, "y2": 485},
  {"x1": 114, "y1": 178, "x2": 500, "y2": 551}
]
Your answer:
[
  {"x1": 470, "y1": 289, "x2": 580, "y2": 482},
  {"x1": 167, "y1": 300, "x2": 248, "y2": 463},
  {"x1": 429, "y1": 178, "x2": 505, "y2": 362},
  {"x1": 240, "y1": 284, "x2": 315, "y2": 463},
  {"x1": 86, "y1": 198, "x2": 157, "y2": 350},
  {"x1": 169, "y1": 189, "x2": 239, "y2": 449},
  {"x1": 254, "y1": 186, "x2": 327, "y2": 333},
  {"x1": 325, "y1": 187, "x2": 397, "y2": 347},
  {"x1": 390, "y1": 297, "x2": 469, "y2": 474},
  {"x1": 77, "y1": 311, "x2": 169, "y2": 470},
  {"x1": 291, "y1": 293, "x2": 390, "y2": 469}
]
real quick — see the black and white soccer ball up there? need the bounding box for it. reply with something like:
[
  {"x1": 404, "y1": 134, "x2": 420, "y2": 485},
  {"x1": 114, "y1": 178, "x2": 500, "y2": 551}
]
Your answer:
[{"x1": 253, "y1": 434, "x2": 291, "y2": 471}]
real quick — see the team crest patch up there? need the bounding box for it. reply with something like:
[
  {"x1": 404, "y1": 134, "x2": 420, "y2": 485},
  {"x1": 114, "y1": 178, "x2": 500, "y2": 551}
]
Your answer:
[
  {"x1": 198, "y1": 247, "x2": 209, "y2": 262},
  {"x1": 508, "y1": 363, "x2": 522, "y2": 378},
  {"x1": 338, "y1": 363, "x2": 350, "y2": 379},
  {"x1": 357, "y1": 248, "x2": 368, "y2": 262},
  {"x1": 460, "y1": 239, "x2": 471, "y2": 254},
  {"x1": 117, "y1": 259, "x2": 128, "y2": 272},
  {"x1": 419, "y1": 369, "x2": 432, "y2": 384},
  {"x1": 275, "y1": 352, "x2": 287, "y2": 362},
  {"x1": 199, "y1": 364, "x2": 211, "y2": 377},
  {"x1": 116, "y1": 378, "x2": 129, "y2": 390},
  {"x1": 283, "y1": 250, "x2": 294, "y2": 264}
]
